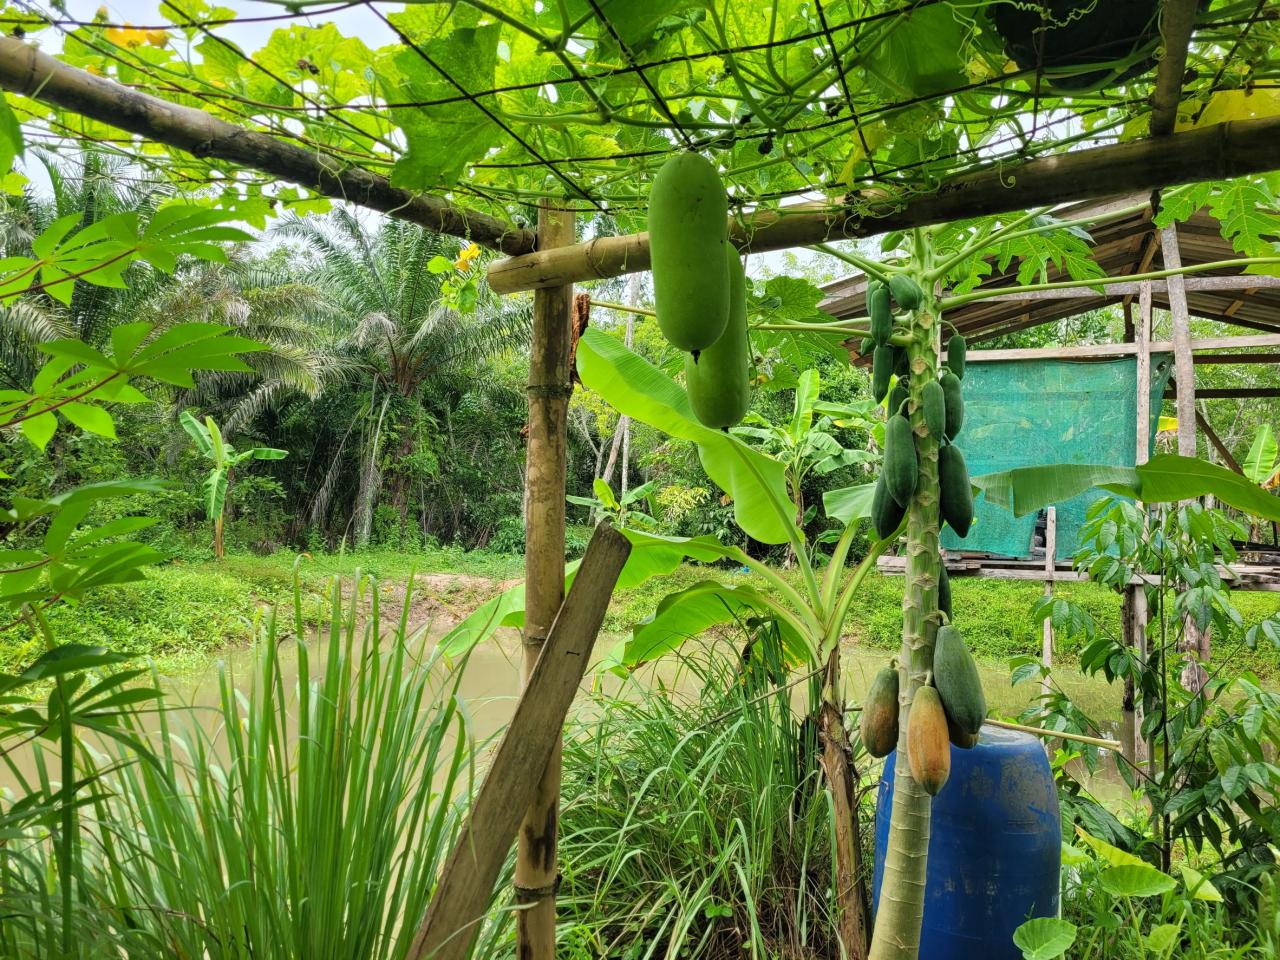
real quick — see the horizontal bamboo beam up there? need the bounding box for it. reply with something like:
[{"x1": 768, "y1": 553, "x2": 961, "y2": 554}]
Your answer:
[
  {"x1": 1149, "y1": 0, "x2": 1200, "y2": 137},
  {"x1": 983, "y1": 718, "x2": 1121, "y2": 752},
  {"x1": 957, "y1": 274, "x2": 1280, "y2": 302},
  {"x1": 0, "y1": 38, "x2": 535, "y2": 256},
  {"x1": 407, "y1": 522, "x2": 631, "y2": 960},
  {"x1": 488, "y1": 116, "x2": 1280, "y2": 293},
  {"x1": 1167, "y1": 387, "x2": 1280, "y2": 399}
]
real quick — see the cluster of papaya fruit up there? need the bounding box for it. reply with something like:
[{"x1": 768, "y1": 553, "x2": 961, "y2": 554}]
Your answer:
[
  {"x1": 860, "y1": 623, "x2": 988, "y2": 796},
  {"x1": 647, "y1": 153, "x2": 752, "y2": 431},
  {"x1": 867, "y1": 314, "x2": 974, "y2": 544}
]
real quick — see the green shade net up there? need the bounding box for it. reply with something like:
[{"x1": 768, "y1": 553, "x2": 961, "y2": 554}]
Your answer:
[{"x1": 941, "y1": 353, "x2": 1174, "y2": 560}]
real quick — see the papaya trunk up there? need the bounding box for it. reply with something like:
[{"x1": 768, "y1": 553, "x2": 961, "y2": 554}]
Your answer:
[
  {"x1": 868, "y1": 277, "x2": 943, "y2": 960},
  {"x1": 819, "y1": 648, "x2": 870, "y2": 960}
]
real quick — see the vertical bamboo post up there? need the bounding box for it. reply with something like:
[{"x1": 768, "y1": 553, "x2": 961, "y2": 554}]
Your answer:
[
  {"x1": 1160, "y1": 225, "x2": 1211, "y2": 691},
  {"x1": 518, "y1": 203, "x2": 575, "y2": 960},
  {"x1": 1040, "y1": 507, "x2": 1056, "y2": 705},
  {"x1": 1136, "y1": 283, "x2": 1152, "y2": 468}
]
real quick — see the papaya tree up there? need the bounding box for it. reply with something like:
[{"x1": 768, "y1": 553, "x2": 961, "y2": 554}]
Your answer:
[{"x1": 180, "y1": 411, "x2": 286, "y2": 559}]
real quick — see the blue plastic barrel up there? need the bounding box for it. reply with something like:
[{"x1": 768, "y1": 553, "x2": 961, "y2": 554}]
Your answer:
[{"x1": 872, "y1": 726, "x2": 1061, "y2": 958}]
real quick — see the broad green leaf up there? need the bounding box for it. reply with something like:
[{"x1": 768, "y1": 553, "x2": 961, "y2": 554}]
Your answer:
[
  {"x1": 823, "y1": 482, "x2": 876, "y2": 525},
  {"x1": 1145, "y1": 922, "x2": 1182, "y2": 954},
  {"x1": 436, "y1": 529, "x2": 747, "y2": 656},
  {"x1": 791, "y1": 368, "x2": 820, "y2": 437},
  {"x1": 1060, "y1": 842, "x2": 1090, "y2": 867},
  {"x1": 622, "y1": 579, "x2": 807, "y2": 668},
  {"x1": 1099, "y1": 864, "x2": 1176, "y2": 898},
  {"x1": 593, "y1": 477, "x2": 620, "y2": 511},
  {"x1": 20, "y1": 411, "x2": 57, "y2": 450},
  {"x1": 1178, "y1": 864, "x2": 1223, "y2": 902},
  {"x1": 1243, "y1": 425, "x2": 1278, "y2": 485},
  {"x1": 0, "y1": 96, "x2": 21, "y2": 172},
  {"x1": 1012, "y1": 917, "x2": 1077, "y2": 960},
  {"x1": 245, "y1": 447, "x2": 288, "y2": 461},
  {"x1": 1075, "y1": 827, "x2": 1146, "y2": 867},
  {"x1": 179, "y1": 409, "x2": 215, "y2": 456},
  {"x1": 59, "y1": 402, "x2": 116, "y2": 439},
  {"x1": 577, "y1": 330, "x2": 794, "y2": 545},
  {"x1": 974, "y1": 456, "x2": 1280, "y2": 522}
]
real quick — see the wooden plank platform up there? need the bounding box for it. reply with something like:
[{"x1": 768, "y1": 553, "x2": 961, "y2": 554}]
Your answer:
[{"x1": 876, "y1": 555, "x2": 1280, "y2": 592}]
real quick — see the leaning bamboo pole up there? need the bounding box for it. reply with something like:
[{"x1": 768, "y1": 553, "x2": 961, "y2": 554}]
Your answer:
[
  {"x1": 517, "y1": 203, "x2": 575, "y2": 960},
  {"x1": 488, "y1": 116, "x2": 1280, "y2": 293},
  {"x1": 0, "y1": 37, "x2": 533, "y2": 256}
]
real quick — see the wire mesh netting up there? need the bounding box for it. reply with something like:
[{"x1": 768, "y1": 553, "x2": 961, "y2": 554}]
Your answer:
[{"x1": 941, "y1": 353, "x2": 1173, "y2": 561}]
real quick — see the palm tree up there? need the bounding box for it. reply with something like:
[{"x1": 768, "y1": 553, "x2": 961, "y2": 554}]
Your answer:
[
  {"x1": 274, "y1": 209, "x2": 531, "y2": 546},
  {"x1": 0, "y1": 149, "x2": 332, "y2": 430}
]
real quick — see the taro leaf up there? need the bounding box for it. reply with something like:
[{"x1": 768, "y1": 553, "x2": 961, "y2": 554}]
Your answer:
[
  {"x1": 1075, "y1": 826, "x2": 1146, "y2": 867},
  {"x1": 1099, "y1": 863, "x2": 1177, "y2": 898},
  {"x1": 1012, "y1": 917, "x2": 1077, "y2": 960},
  {"x1": 577, "y1": 330, "x2": 794, "y2": 544},
  {"x1": 1146, "y1": 922, "x2": 1182, "y2": 954},
  {"x1": 1178, "y1": 864, "x2": 1224, "y2": 902}
]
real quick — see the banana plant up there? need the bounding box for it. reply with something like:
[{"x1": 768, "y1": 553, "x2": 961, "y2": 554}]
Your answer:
[
  {"x1": 566, "y1": 477, "x2": 659, "y2": 530},
  {"x1": 180, "y1": 411, "x2": 287, "y2": 560},
  {"x1": 442, "y1": 329, "x2": 898, "y2": 957}
]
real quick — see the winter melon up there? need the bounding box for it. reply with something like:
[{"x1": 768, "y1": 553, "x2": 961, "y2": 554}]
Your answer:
[
  {"x1": 686, "y1": 249, "x2": 750, "y2": 429},
  {"x1": 648, "y1": 153, "x2": 730, "y2": 353}
]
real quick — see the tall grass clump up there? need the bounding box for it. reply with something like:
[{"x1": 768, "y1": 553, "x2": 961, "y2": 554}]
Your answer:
[
  {"x1": 513, "y1": 650, "x2": 844, "y2": 959},
  {"x1": 0, "y1": 573, "x2": 483, "y2": 960}
]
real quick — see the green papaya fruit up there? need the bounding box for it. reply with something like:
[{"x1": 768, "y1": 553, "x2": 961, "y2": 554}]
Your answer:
[
  {"x1": 884, "y1": 414, "x2": 918, "y2": 507},
  {"x1": 859, "y1": 337, "x2": 874, "y2": 358},
  {"x1": 907, "y1": 685, "x2": 950, "y2": 795},
  {"x1": 940, "y1": 370, "x2": 964, "y2": 440},
  {"x1": 868, "y1": 280, "x2": 893, "y2": 345},
  {"x1": 685, "y1": 249, "x2": 750, "y2": 429},
  {"x1": 888, "y1": 274, "x2": 923, "y2": 312},
  {"x1": 922, "y1": 379, "x2": 946, "y2": 439},
  {"x1": 872, "y1": 346, "x2": 893, "y2": 403},
  {"x1": 860, "y1": 665, "x2": 899, "y2": 758},
  {"x1": 648, "y1": 153, "x2": 729, "y2": 353},
  {"x1": 894, "y1": 346, "x2": 909, "y2": 378},
  {"x1": 871, "y1": 474, "x2": 906, "y2": 539},
  {"x1": 888, "y1": 380, "x2": 908, "y2": 416},
  {"x1": 938, "y1": 563, "x2": 952, "y2": 622},
  {"x1": 932, "y1": 625, "x2": 987, "y2": 735},
  {"x1": 947, "y1": 709, "x2": 979, "y2": 749},
  {"x1": 939, "y1": 443, "x2": 973, "y2": 538},
  {"x1": 947, "y1": 334, "x2": 967, "y2": 380}
]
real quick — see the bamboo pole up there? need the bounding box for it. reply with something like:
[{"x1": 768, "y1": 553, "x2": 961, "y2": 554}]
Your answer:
[
  {"x1": 1161, "y1": 227, "x2": 1198, "y2": 458},
  {"x1": 406, "y1": 524, "x2": 632, "y2": 960},
  {"x1": 0, "y1": 37, "x2": 534, "y2": 256},
  {"x1": 982, "y1": 719, "x2": 1120, "y2": 752},
  {"x1": 1149, "y1": 0, "x2": 1201, "y2": 137},
  {"x1": 1040, "y1": 507, "x2": 1056, "y2": 704},
  {"x1": 488, "y1": 117, "x2": 1280, "y2": 293},
  {"x1": 517, "y1": 203, "x2": 575, "y2": 960}
]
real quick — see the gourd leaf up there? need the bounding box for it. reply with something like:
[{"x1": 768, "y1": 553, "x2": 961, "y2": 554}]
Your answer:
[
  {"x1": 1012, "y1": 917, "x2": 1077, "y2": 960},
  {"x1": 577, "y1": 330, "x2": 794, "y2": 545}
]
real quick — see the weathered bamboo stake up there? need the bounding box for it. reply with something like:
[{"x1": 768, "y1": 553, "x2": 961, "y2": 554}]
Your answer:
[
  {"x1": 0, "y1": 37, "x2": 533, "y2": 256},
  {"x1": 982, "y1": 719, "x2": 1120, "y2": 752},
  {"x1": 488, "y1": 116, "x2": 1280, "y2": 293},
  {"x1": 1149, "y1": 0, "x2": 1201, "y2": 137},
  {"x1": 517, "y1": 203, "x2": 575, "y2": 960},
  {"x1": 406, "y1": 524, "x2": 631, "y2": 960}
]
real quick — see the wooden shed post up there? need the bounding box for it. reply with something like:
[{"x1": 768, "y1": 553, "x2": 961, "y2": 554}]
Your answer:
[
  {"x1": 1041, "y1": 507, "x2": 1056, "y2": 704},
  {"x1": 519, "y1": 203, "x2": 575, "y2": 959},
  {"x1": 1160, "y1": 226, "x2": 1212, "y2": 691}
]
